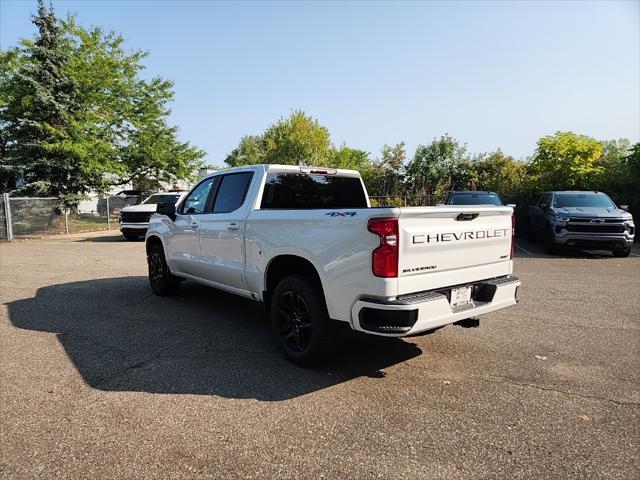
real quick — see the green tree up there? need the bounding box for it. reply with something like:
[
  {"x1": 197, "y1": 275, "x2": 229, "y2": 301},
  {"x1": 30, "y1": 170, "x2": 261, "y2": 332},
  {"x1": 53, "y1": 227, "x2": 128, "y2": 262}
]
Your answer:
[
  {"x1": 0, "y1": 48, "x2": 20, "y2": 191},
  {"x1": 224, "y1": 135, "x2": 266, "y2": 167},
  {"x1": 625, "y1": 142, "x2": 640, "y2": 176},
  {"x1": 0, "y1": 1, "x2": 204, "y2": 199},
  {"x1": 331, "y1": 145, "x2": 370, "y2": 170},
  {"x1": 474, "y1": 150, "x2": 528, "y2": 195},
  {"x1": 225, "y1": 111, "x2": 334, "y2": 167},
  {"x1": 0, "y1": 0, "x2": 78, "y2": 195},
  {"x1": 224, "y1": 111, "x2": 378, "y2": 176},
  {"x1": 405, "y1": 134, "x2": 471, "y2": 198},
  {"x1": 528, "y1": 131, "x2": 604, "y2": 191},
  {"x1": 593, "y1": 138, "x2": 631, "y2": 191},
  {"x1": 367, "y1": 142, "x2": 406, "y2": 197},
  {"x1": 609, "y1": 142, "x2": 640, "y2": 217}
]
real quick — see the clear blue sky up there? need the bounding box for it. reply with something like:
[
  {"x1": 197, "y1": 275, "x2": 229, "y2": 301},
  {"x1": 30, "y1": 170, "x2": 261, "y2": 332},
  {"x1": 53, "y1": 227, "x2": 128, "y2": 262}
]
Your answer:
[{"x1": 1, "y1": 0, "x2": 639, "y2": 166}]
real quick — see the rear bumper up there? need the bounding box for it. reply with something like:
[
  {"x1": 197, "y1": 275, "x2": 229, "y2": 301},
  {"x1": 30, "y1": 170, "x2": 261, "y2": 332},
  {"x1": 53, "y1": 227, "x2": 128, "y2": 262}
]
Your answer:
[
  {"x1": 552, "y1": 233, "x2": 633, "y2": 249},
  {"x1": 351, "y1": 276, "x2": 520, "y2": 337}
]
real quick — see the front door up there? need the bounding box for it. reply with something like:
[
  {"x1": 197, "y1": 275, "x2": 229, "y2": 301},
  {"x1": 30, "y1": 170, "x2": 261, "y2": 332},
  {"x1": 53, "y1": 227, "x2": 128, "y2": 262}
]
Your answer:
[
  {"x1": 533, "y1": 193, "x2": 551, "y2": 230},
  {"x1": 196, "y1": 172, "x2": 254, "y2": 290},
  {"x1": 166, "y1": 177, "x2": 217, "y2": 276}
]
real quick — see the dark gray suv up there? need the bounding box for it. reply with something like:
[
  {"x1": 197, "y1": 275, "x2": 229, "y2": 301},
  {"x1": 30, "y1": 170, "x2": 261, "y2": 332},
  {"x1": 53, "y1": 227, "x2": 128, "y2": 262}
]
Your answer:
[{"x1": 526, "y1": 191, "x2": 635, "y2": 257}]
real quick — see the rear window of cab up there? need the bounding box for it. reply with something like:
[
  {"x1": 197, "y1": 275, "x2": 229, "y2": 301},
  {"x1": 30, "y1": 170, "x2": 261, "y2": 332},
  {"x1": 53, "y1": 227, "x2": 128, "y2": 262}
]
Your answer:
[{"x1": 260, "y1": 172, "x2": 367, "y2": 209}]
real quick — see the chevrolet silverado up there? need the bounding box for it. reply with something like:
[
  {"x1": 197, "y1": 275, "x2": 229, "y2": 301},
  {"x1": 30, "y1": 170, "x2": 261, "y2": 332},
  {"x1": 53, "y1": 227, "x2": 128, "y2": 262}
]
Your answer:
[
  {"x1": 526, "y1": 191, "x2": 635, "y2": 256},
  {"x1": 145, "y1": 165, "x2": 520, "y2": 364}
]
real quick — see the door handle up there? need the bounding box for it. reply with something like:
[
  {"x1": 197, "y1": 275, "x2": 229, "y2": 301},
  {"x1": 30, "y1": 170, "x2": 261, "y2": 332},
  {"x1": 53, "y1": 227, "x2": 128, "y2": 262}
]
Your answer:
[
  {"x1": 227, "y1": 222, "x2": 240, "y2": 231},
  {"x1": 190, "y1": 221, "x2": 200, "y2": 229}
]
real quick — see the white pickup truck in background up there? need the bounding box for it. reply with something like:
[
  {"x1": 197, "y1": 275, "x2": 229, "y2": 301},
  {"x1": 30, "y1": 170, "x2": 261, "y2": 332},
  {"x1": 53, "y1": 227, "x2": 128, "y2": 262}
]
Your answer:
[
  {"x1": 119, "y1": 191, "x2": 187, "y2": 240},
  {"x1": 146, "y1": 164, "x2": 520, "y2": 364}
]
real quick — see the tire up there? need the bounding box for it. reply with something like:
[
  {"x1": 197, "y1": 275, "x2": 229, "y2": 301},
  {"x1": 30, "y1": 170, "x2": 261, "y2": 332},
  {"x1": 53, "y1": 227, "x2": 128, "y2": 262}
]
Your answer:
[
  {"x1": 147, "y1": 243, "x2": 180, "y2": 296},
  {"x1": 612, "y1": 247, "x2": 631, "y2": 258},
  {"x1": 526, "y1": 220, "x2": 537, "y2": 242},
  {"x1": 270, "y1": 274, "x2": 336, "y2": 366},
  {"x1": 544, "y1": 228, "x2": 558, "y2": 255}
]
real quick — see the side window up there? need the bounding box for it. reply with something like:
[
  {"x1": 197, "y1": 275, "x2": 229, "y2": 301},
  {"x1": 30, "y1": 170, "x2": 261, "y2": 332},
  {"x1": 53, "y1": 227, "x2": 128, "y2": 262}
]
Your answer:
[
  {"x1": 539, "y1": 193, "x2": 550, "y2": 208},
  {"x1": 212, "y1": 173, "x2": 253, "y2": 214},
  {"x1": 181, "y1": 177, "x2": 216, "y2": 214}
]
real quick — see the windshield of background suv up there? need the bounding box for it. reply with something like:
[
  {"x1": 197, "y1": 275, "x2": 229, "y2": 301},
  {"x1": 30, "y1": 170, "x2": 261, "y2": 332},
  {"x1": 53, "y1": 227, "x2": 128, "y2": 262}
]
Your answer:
[
  {"x1": 553, "y1": 193, "x2": 616, "y2": 209},
  {"x1": 449, "y1": 193, "x2": 503, "y2": 206},
  {"x1": 142, "y1": 194, "x2": 181, "y2": 205}
]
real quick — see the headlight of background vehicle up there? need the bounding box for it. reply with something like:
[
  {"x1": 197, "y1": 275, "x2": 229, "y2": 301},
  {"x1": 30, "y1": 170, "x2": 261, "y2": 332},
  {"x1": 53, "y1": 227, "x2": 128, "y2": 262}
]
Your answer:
[
  {"x1": 554, "y1": 217, "x2": 570, "y2": 227},
  {"x1": 624, "y1": 219, "x2": 635, "y2": 232}
]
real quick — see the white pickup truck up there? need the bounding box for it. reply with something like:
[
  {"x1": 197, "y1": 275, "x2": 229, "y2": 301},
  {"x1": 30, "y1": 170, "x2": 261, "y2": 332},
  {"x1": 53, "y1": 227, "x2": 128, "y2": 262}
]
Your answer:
[{"x1": 146, "y1": 164, "x2": 520, "y2": 364}]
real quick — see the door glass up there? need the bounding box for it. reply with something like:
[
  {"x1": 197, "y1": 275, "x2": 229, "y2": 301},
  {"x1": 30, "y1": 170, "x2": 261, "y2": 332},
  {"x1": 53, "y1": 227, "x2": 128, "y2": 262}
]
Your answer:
[
  {"x1": 539, "y1": 194, "x2": 549, "y2": 208},
  {"x1": 212, "y1": 173, "x2": 253, "y2": 213},
  {"x1": 181, "y1": 178, "x2": 215, "y2": 214}
]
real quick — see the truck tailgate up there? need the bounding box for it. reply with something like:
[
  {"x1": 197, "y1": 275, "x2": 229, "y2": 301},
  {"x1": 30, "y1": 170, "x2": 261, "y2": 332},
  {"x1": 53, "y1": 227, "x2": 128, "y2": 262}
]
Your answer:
[{"x1": 397, "y1": 206, "x2": 514, "y2": 295}]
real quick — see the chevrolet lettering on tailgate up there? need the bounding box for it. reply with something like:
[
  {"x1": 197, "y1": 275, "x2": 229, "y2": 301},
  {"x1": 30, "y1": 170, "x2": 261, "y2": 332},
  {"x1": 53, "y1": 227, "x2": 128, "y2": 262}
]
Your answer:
[{"x1": 413, "y1": 228, "x2": 509, "y2": 244}]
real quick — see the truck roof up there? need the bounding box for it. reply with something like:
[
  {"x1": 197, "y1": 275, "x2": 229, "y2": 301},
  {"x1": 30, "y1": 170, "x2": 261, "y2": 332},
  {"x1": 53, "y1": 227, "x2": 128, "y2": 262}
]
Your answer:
[
  {"x1": 448, "y1": 191, "x2": 499, "y2": 195},
  {"x1": 203, "y1": 164, "x2": 362, "y2": 178},
  {"x1": 546, "y1": 190, "x2": 603, "y2": 194}
]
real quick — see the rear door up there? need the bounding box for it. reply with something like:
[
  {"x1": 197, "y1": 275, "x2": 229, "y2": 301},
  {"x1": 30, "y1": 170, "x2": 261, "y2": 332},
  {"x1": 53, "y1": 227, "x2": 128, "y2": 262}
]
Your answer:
[
  {"x1": 396, "y1": 206, "x2": 513, "y2": 294},
  {"x1": 196, "y1": 171, "x2": 254, "y2": 289}
]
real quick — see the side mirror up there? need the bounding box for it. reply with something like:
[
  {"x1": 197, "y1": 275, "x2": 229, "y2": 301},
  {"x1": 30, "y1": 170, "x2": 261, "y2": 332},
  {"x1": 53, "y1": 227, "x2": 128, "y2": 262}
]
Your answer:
[
  {"x1": 539, "y1": 203, "x2": 547, "y2": 211},
  {"x1": 507, "y1": 203, "x2": 516, "y2": 209},
  {"x1": 157, "y1": 202, "x2": 176, "y2": 221},
  {"x1": 619, "y1": 204, "x2": 629, "y2": 211}
]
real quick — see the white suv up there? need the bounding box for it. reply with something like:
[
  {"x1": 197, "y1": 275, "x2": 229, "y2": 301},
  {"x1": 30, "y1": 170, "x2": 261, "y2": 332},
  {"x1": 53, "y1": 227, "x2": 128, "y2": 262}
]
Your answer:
[{"x1": 119, "y1": 191, "x2": 187, "y2": 240}]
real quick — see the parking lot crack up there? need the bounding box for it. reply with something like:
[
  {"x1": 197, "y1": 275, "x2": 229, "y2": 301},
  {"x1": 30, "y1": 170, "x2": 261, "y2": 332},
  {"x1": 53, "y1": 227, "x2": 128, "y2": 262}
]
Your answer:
[
  {"x1": 537, "y1": 321, "x2": 636, "y2": 331},
  {"x1": 92, "y1": 354, "x2": 163, "y2": 388},
  {"x1": 484, "y1": 374, "x2": 640, "y2": 407}
]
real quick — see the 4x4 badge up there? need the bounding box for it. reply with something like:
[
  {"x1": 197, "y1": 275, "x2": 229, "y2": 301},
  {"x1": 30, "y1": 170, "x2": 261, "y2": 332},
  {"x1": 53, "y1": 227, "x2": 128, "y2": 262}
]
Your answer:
[{"x1": 325, "y1": 212, "x2": 357, "y2": 217}]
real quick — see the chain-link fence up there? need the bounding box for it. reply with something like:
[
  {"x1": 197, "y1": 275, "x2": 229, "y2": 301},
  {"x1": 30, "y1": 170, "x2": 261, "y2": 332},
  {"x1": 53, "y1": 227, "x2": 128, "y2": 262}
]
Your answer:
[
  {"x1": 0, "y1": 199, "x2": 6, "y2": 240},
  {"x1": 369, "y1": 195, "x2": 446, "y2": 207},
  {"x1": 0, "y1": 194, "x2": 141, "y2": 240}
]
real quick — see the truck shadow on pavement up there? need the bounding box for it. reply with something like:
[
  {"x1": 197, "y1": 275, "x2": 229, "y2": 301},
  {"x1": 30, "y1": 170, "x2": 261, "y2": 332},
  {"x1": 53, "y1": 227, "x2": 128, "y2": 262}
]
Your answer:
[
  {"x1": 76, "y1": 233, "x2": 132, "y2": 242},
  {"x1": 7, "y1": 277, "x2": 421, "y2": 401}
]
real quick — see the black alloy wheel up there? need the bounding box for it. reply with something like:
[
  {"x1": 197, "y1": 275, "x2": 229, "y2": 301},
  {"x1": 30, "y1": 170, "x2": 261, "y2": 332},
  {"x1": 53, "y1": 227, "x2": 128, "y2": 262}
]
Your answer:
[
  {"x1": 612, "y1": 247, "x2": 631, "y2": 258},
  {"x1": 147, "y1": 243, "x2": 180, "y2": 296},
  {"x1": 270, "y1": 274, "x2": 336, "y2": 365},
  {"x1": 149, "y1": 250, "x2": 164, "y2": 288},
  {"x1": 544, "y1": 228, "x2": 558, "y2": 255},
  {"x1": 276, "y1": 290, "x2": 313, "y2": 353}
]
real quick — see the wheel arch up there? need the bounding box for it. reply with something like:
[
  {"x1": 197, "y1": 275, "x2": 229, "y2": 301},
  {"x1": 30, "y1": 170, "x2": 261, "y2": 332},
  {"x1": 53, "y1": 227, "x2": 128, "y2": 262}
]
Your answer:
[
  {"x1": 263, "y1": 254, "x2": 326, "y2": 314},
  {"x1": 145, "y1": 234, "x2": 164, "y2": 256}
]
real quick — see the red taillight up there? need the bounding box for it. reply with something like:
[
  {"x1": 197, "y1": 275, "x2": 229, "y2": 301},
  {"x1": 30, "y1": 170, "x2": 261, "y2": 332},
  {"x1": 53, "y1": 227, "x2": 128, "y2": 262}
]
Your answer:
[
  {"x1": 510, "y1": 214, "x2": 515, "y2": 260},
  {"x1": 368, "y1": 218, "x2": 399, "y2": 278}
]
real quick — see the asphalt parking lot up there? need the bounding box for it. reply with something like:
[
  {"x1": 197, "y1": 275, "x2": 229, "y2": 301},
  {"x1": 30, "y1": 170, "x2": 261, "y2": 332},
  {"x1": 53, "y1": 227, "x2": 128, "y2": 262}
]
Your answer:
[{"x1": 1, "y1": 232, "x2": 639, "y2": 479}]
